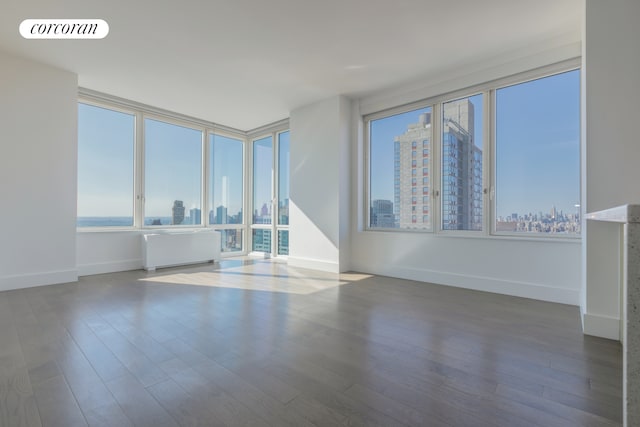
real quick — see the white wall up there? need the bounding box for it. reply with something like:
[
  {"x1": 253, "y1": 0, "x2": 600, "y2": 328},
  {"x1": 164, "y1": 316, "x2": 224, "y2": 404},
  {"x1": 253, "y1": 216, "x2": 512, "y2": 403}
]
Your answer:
[
  {"x1": 350, "y1": 40, "x2": 584, "y2": 306},
  {"x1": 289, "y1": 95, "x2": 351, "y2": 273},
  {"x1": 77, "y1": 231, "x2": 144, "y2": 276},
  {"x1": 582, "y1": 0, "x2": 640, "y2": 339},
  {"x1": 0, "y1": 50, "x2": 78, "y2": 291}
]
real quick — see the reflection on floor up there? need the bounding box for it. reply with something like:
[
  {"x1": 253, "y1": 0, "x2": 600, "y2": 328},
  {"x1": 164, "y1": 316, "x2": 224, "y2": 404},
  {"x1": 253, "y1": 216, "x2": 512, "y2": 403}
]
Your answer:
[{"x1": 140, "y1": 258, "x2": 373, "y2": 295}]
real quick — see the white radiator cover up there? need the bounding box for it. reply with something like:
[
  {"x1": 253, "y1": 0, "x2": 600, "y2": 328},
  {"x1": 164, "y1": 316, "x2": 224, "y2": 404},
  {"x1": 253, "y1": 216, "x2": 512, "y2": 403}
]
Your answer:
[{"x1": 142, "y1": 230, "x2": 221, "y2": 271}]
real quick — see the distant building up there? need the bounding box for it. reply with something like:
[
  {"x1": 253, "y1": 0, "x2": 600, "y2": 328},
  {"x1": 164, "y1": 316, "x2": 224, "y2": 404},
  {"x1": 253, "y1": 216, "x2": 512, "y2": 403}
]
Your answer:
[
  {"x1": 172, "y1": 200, "x2": 185, "y2": 225},
  {"x1": 394, "y1": 112, "x2": 431, "y2": 229},
  {"x1": 441, "y1": 99, "x2": 482, "y2": 231},
  {"x1": 189, "y1": 208, "x2": 201, "y2": 225},
  {"x1": 278, "y1": 230, "x2": 289, "y2": 255},
  {"x1": 216, "y1": 205, "x2": 228, "y2": 224},
  {"x1": 371, "y1": 199, "x2": 395, "y2": 228},
  {"x1": 253, "y1": 229, "x2": 271, "y2": 252}
]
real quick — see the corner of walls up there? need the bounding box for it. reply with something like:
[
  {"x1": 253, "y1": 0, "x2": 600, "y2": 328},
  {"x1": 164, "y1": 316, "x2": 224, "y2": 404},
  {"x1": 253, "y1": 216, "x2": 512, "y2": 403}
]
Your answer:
[
  {"x1": 338, "y1": 95, "x2": 352, "y2": 273},
  {"x1": 289, "y1": 95, "x2": 349, "y2": 273}
]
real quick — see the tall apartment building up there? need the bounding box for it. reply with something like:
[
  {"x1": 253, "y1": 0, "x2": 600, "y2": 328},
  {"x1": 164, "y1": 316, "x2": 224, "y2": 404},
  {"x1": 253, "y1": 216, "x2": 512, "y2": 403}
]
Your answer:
[
  {"x1": 394, "y1": 112, "x2": 432, "y2": 229},
  {"x1": 172, "y1": 200, "x2": 185, "y2": 225},
  {"x1": 394, "y1": 100, "x2": 482, "y2": 231},
  {"x1": 441, "y1": 99, "x2": 482, "y2": 230}
]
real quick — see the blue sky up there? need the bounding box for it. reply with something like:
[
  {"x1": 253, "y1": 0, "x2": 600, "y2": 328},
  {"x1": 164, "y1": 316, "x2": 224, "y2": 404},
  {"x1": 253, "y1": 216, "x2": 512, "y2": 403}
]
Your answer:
[
  {"x1": 210, "y1": 134, "x2": 243, "y2": 217},
  {"x1": 253, "y1": 135, "x2": 273, "y2": 222},
  {"x1": 77, "y1": 103, "x2": 134, "y2": 217},
  {"x1": 495, "y1": 70, "x2": 580, "y2": 217},
  {"x1": 144, "y1": 118, "x2": 202, "y2": 218},
  {"x1": 370, "y1": 70, "x2": 580, "y2": 218}
]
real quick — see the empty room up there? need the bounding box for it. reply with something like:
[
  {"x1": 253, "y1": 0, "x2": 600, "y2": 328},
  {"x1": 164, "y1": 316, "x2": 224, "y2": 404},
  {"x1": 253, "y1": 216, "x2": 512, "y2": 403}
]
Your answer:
[{"x1": 1, "y1": 0, "x2": 639, "y2": 426}]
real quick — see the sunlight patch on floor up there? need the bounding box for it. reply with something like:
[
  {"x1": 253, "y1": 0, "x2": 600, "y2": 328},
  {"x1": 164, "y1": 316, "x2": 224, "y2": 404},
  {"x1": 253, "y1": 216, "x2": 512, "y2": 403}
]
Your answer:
[{"x1": 138, "y1": 260, "x2": 373, "y2": 295}]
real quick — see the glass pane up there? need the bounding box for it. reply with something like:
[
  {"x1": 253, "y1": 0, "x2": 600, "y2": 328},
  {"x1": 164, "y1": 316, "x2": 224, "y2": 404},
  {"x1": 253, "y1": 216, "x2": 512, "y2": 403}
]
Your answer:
[
  {"x1": 253, "y1": 136, "x2": 273, "y2": 225},
  {"x1": 278, "y1": 230, "x2": 289, "y2": 255},
  {"x1": 252, "y1": 229, "x2": 271, "y2": 253},
  {"x1": 144, "y1": 118, "x2": 202, "y2": 226},
  {"x1": 441, "y1": 94, "x2": 483, "y2": 231},
  {"x1": 495, "y1": 70, "x2": 580, "y2": 235},
  {"x1": 77, "y1": 103, "x2": 134, "y2": 227},
  {"x1": 278, "y1": 131, "x2": 290, "y2": 225},
  {"x1": 218, "y1": 229, "x2": 243, "y2": 252},
  {"x1": 209, "y1": 134, "x2": 243, "y2": 225},
  {"x1": 370, "y1": 107, "x2": 432, "y2": 230}
]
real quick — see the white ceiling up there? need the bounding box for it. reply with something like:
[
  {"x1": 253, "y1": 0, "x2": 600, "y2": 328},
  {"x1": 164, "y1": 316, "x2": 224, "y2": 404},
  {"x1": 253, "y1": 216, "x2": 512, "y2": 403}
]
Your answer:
[{"x1": 0, "y1": 0, "x2": 582, "y2": 131}]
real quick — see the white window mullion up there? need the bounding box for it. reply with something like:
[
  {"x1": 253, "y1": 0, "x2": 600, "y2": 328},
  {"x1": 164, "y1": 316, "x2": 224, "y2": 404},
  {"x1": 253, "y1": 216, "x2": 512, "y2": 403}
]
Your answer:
[
  {"x1": 135, "y1": 111, "x2": 145, "y2": 228},
  {"x1": 432, "y1": 103, "x2": 442, "y2": 234},
  {"x1": 483, "y1": 90, "x2": 491, "y2": 237}
]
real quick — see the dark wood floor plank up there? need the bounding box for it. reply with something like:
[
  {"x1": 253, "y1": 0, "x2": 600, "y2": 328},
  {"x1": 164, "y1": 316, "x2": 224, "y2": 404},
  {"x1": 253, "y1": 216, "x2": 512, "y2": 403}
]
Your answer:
[
  {"x1": 82, "y1": 401, "x2": 133, "y2": 427},
  {"x1": 104, "y1": 373, "x2": 178, "y2": 427},
  {"x1": 62, "y1": 321, "x2": 129, "y2": 384},
  {"x1": 0, "y1": 369, "x2": 42, "y2": 427},
  {"x1": 33, "y1": 375, "x2": 87, "y2": 427},
  {"x1": 192, "y1": 359, "x2": 318, "y2": 427},
  {"x1": 162, "y1": 365, "x2": 271, "y2": 426},
  {"x1": 146, "y1": 378, "x2": 226, "y2": 427}
]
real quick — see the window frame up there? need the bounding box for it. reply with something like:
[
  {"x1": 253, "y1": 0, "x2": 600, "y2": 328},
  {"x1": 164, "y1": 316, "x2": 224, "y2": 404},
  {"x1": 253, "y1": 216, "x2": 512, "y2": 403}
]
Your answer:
[
  {"x1": 437, "y1": 91, "x2": 488, "y2": 237},
  {"x1": 489, "y1": 68, "x2": 582, "y2": 239},
  {"x1": 247, "y1": 126, "x2": 290, "y2": 257},
  {"x1": 77, "y1": 89, "x2": 257, "y2": 255},
  {"x1": 364, "y1": 101, "x2": 435, "y2": 233},
  {"x1": 363, "y1": 59, "x2": 581, "y2": 241},
  {"x1": 207, "y1": 130, "x2": 246, "y2": 253}
]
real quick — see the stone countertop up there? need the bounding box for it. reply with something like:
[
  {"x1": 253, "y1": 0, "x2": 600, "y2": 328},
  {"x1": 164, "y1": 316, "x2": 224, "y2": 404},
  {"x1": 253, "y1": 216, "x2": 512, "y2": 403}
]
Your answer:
[{"x1": 586, "y1": 204, "x2": 640, "y2": 224}]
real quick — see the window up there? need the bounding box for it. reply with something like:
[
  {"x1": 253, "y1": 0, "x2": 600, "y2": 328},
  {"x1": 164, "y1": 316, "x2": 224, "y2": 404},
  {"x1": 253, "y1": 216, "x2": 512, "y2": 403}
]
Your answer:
[
  {"x1": 253, "y1": 136, "x2": 272, "y2": 226},
  {"x1": 77, "y1": 103, "x2": 135, "y2": 227},
  {"x1": 78, "y1": 94, "x2": 259, "y2": 256},
  {"x1": 365, "y1": 63, "x2": 579, "y2": 239},
  {"x1": 210, "y1": 134, "x2": 244, "y2": 252},
  {"x1": 278, "y1": 230, "x2": 289, "y2": 256},
  {"x1": 252, "y1": 135, "x2": 273, "y2": 253},
  {"x1": 278, "y1": 132, "x2": 290, "y2": 225},
  {"x1": 369, "y1": 107, "x2": 432, "y2": 230},
  {"x1": 252, "y1": 229, "x2": 271, "y2": 253},
  {"x1": 144, "y1": 118, "x2": 202, "y2": 226},
  {"x1": 277, "y1": 131, "x2": 290, "y2": 255},
  {"x1": 441, "y1": 94, "x2": 483, "y2": 231},
  {"x1": 495, "y1": 70, "x2": 580, "y2": 235}
]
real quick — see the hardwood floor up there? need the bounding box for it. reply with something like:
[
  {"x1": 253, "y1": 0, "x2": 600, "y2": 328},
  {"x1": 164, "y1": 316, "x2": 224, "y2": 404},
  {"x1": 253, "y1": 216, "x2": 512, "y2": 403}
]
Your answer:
[{"x1": 0, "y1": 259, "x2": 622, "y2": 426}]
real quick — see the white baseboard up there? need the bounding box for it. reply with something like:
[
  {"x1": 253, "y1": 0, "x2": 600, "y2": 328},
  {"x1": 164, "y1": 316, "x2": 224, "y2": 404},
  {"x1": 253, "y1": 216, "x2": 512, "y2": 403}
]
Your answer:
[
  {"x1": 350, "y1": 262, "x2": 580, "y2": 306},
  {"x1": 0, "y1": 269, "x2": 78, "y2": 292},
  {"x1": 77, "y1": 259, "x2": 143, "y2": 277},
  {"x1": 583, "y1": 312, "x2": 620, "y2": 340},
  {"x1": 288, "y1": 256, "x2": 340, "y2": 273}
]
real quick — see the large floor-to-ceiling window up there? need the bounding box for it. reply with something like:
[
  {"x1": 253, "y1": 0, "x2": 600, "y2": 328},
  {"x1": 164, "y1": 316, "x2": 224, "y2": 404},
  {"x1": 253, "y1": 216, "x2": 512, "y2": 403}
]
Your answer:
[
  {"x1": 209, "y1": 133, "x2": 245, "y2": 252},
  {"x1": 277, "y1": 131, "x2": 290, "y2": 255},
  {"x1": 249, "y1": 128, "x2": 290, "y2": 257},
  {"x1": 251, "y1": 135, "x2": 273, "y2": 253}
]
